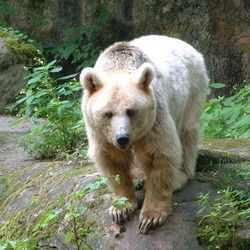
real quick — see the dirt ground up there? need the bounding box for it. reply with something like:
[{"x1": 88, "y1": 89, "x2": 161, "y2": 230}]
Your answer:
[{"x1": 0, "y1": 115, "x2": 36, "y2": 169}]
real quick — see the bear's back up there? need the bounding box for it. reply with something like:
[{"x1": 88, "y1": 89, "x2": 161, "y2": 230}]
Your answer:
[{"x1": 130, "y1": 35, "x2": 205, "y2": 75}]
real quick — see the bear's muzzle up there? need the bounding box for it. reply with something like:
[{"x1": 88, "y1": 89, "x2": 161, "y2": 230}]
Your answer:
[{"x1": 116, "y1": 133, "x2": 130, "y2": 150}]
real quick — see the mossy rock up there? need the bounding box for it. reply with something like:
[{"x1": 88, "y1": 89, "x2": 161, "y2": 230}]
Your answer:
[
  {"x1": 5, "y1": 39, "x2": 38, "y2": 65},
  {"x1": 0, "y1": 35, "x2": 40, "y2": 113},
  {"x1": 197, "y1": 138, "x2": 250, "y2": 170}
]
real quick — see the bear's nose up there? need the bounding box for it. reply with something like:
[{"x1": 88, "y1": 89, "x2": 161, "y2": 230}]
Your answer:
[{"x1": 116, "y1": 134, "x2": 130, "y2": 148}]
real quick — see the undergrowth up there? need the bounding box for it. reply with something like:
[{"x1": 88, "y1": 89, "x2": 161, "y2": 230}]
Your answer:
[
  {"x1": 0, "y1": 176, "x2": 132, "y2": 250},
  {"x1": 201, "y1": 83, "x2": 250, "y2": 139},
  {"x1": 196, "y1": 188, "x2": 250, "y2": 249},
  {"x1": 13, "y1": 59, "x2": 87, "y2": 159}
]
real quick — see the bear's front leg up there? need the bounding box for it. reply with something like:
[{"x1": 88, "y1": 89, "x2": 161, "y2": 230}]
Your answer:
[
  {"x1": 94, "y1": 148, "x2": 138, "y2": 224},
  {"x1": 138, "y1": 151, "x2": 182, "y2": 234}
]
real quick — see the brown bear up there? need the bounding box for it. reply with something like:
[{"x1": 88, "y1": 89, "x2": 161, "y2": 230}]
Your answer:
[{"x1": 80, "y1": 35, "x2": 209, "y2": 234}]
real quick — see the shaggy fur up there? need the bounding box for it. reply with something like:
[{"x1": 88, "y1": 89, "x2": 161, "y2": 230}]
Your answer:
[{"x1": 80, "y1": 35, "x2": 209, "y2": 234}]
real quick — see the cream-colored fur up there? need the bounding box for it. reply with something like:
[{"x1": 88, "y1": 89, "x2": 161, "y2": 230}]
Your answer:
[{"x1": 80, "y1": 35, "x2": 209, "y2": 234}]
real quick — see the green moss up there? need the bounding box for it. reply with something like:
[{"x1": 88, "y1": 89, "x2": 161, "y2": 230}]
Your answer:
[
  {"x1": 195, "y1": 176, "x2": 209, "y2": 183},
  {"x1": 30, "y1": 194, "x2": 43, "y2": 205},
  {"x1": 65, "y1": 165, "x2": 96, "y2": 177},
  {"x1": 5, "y1": 39, "x2": 37, "y2": 65},
  {"x1": 0, "y1": 31, "x2": 8, "y2": 38},
  {"x1": 0, "y1": 196, "x2": 60, "y2": 242},
  {"x1": 0, "y1": 210, "x2": 29, "y2": 240},
  {"x1": 0, "y1": 158, "x2": 105, "y2": 246},
  {"x1": 0, "y1": 165, "x2": 33, "y2": 214}
]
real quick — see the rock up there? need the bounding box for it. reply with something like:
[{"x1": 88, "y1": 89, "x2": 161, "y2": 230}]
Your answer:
[
  {"x1": 1, "y1": 1, "x2": 250, "y2": 90},
  {"x1": 0, "y1": 36, "x2": 37, "y2": 114},
  {"x1": 236, "y1": 230, "x2": 250, "y2": 248},
  {"x1": 197, "y1": 138, "x2": 250, "y2": 171},
  {"x1": 0, "y1": 38, "x2": 26, "y2": 114},
  {"x1": 0, "y1": 116, "x2": 249, "y2": 249}
]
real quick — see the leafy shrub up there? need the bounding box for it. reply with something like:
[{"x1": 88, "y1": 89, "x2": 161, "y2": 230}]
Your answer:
[
  {"x1": 201, "y1": 84, "x2": 250, "y2": 138},
  {"x1": 53, "y1": 10, "x2": 109, "y2": 70},
  {"x1": 33, "y1": 177, "x2": 108, "y2": 250},
  {"x1": 14, "y1": 59, "x2": 87, "y2": 159},
  {"x1": 196, "y1": 188, "x2": 250, "y2": 249},
  {"x1": 9, "y1": 12, "x2": 109, "y2": 159}
]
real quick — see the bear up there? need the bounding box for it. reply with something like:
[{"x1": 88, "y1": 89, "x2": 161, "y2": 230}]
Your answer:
[{"x1": 80, "y1": 35, "x2": 209, "y2": 234}]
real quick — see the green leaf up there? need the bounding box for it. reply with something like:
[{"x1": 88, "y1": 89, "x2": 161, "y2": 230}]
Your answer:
[
  {"x1": 25, "y1": 238, "x2": 38, "y2": 249},
  {"x1": 27, "y1": 75, "x2": 42, "y2": 85},
  {"x1": 83, "y1": 245, "x2": 92, "y2": 250},
  {"x1": 57, "y1": 194, "x2": 65, "y2": 206},
  {"x1": 50, "y1": 66, "x2": 62, "y2": 73},
  {"x1": 16, "y1": 96, "x2": 28, "y2": 105},
  {"x1": 46, "y1": 60, "x2": 57, "y2": 68},
  {"x1": 66, "y1": 203, "x2": 76, "y2": 211},
  {"x1": 112, "y1": 197, "x2": 129, "y2": 210},
  {"x1": 197, "y1": 206, "x2": 206, "y2": 214},
  {"x1": 115, "y1": 175, "x2": 121, "y2": 184},
  {"x1": 78, "y1": 205, "x2": 87, "y2": 215},
  {"x1": 65, "y1": 232, "x2": 73, "y2": 243},
  {"x1": 26, "y1": 96, "x2": 34, "y2": 104},
  {"x1": 57, "y1": 73, "x2": 78, "y2": 80},
  {"x1": 209, "y1": 235, "x2": 216, "y2": 242},
  {"x1": 210, "y1": 83, "x2": 226, "y2": 89},
  {"x1": 11, "y1": 116, "x2": 28, "y2": 126}
]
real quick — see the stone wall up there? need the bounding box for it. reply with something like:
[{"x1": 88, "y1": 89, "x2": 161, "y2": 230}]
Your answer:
[{"x1": 1, "y1": 0, "x2": 250, "y2": 92}]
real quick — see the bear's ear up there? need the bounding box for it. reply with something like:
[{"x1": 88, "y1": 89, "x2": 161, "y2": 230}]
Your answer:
[
  {"x1": 136, "y1": 63, "x2": 155, "y2": 92},
  {"x1": 80, "y1": 67, "x2": 103, "y2": 95}
]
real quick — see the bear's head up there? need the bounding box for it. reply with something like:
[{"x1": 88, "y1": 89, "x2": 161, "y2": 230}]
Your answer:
[{"x1": 80, "y1": 63, "x2": 157, "y2": 151}]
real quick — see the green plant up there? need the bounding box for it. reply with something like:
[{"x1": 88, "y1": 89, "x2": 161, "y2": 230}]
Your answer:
[
  {"x1": 53, "y1": 10, "x2": 109, "y2": 70},
  {"x1": 0, "y1": 27, "x2": 28, "y2": 41},
  {"x1": 201, "y1": 84, "x2": 250, "y2": 139},
  {"x1": 0, "y1": 1, "x2": 16, "y2": 26},
  {"x1": 112, "y1": 197, "x2": 133, "y2": 211},
  {"x1": 0, "y1": 177, "x2": 108, "y2": 250},
  {"x1": 134, "y1": 179, "x2": 144, "y2": 190},
  {"x1": 13, "y1": 59, "x2": 87, "y2": 158},
  {"x1": 0, "y1": 168, "x2": 133, "y2": 249},
  {"x1": 32, "y1": 181, "x2": 104, "y2": 250},
  {"x1": 196, "y1": 188, "x2": 250, "y2": 249},
  {"x1": 0, "y1": 239, "x2": 37, "y2": 250}
]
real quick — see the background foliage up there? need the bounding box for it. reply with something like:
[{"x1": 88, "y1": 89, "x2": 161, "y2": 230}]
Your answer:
[
  {"x1": 13, "y1": 59, "x2": 87, "y2": 159},
  {"x1": 201, "y1": 83, "x2": 250, "y2": 139}
]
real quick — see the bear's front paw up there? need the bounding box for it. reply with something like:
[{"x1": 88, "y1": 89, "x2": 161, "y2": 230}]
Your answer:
[
  {"x1": 139, "y1": 210, "x2": 169, "y2": 234},
  {"x1": 109, "y1": 205, "x2": 133, "y2": 224}
]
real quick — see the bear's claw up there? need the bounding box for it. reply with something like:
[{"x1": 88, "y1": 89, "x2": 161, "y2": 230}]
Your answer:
[
  {"x1": 109, "y1": 206, "x2": 132, "y2": 224},
  {"x1": 139, "y1": 211, "x2": 167, "y2": 234}
]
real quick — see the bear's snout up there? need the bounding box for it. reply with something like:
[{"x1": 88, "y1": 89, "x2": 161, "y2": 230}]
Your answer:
[{"x1": 116, "y1": 133, "x2": 130, "y2": 149}]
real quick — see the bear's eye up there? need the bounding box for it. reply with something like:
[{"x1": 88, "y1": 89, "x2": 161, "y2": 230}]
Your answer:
[
  {"x1": 104, "y1": 111, "x2": 113, "y2": 119},
  {"x1": 126, "y1": 109, "x2": 135, "y2": 117}
]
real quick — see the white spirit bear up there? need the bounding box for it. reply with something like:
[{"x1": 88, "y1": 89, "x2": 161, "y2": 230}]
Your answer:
[{"x1": 80, "y1": 35, "x2": 209, "y2": 234}]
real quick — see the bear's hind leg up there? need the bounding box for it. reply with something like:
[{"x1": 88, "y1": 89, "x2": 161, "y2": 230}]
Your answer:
[
  {"x1": 180, "y1": 73, "x2": 207, "y2": 183},
  {"x1": 180, "y1": 122, "x2": 200, "y2": 179}
]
